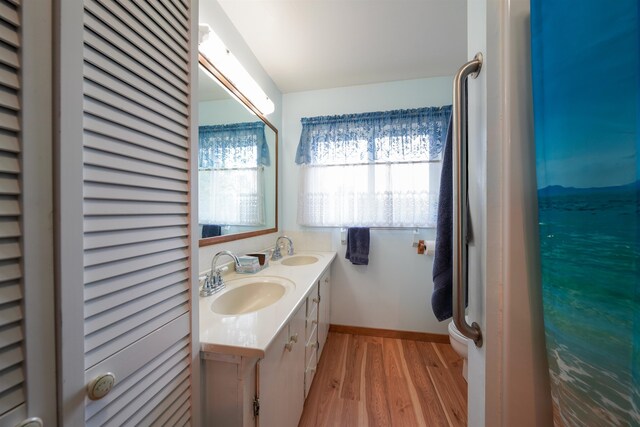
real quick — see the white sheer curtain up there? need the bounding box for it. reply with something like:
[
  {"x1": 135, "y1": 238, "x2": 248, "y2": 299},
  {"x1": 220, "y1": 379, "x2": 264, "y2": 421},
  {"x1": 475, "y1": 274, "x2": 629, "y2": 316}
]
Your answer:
[
  {"x1": 199, "y1": 167, "x2": 265, "y2": 225},
  {"x1": 298, "y1": 161, "x2": 441, "y2": 227}
]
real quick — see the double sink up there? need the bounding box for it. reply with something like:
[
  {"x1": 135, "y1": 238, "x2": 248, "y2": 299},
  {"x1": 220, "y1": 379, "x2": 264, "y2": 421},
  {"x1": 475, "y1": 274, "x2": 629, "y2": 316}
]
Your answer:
[{"x1": 206, "y1": 255, "x2": 319, "y2": 316}]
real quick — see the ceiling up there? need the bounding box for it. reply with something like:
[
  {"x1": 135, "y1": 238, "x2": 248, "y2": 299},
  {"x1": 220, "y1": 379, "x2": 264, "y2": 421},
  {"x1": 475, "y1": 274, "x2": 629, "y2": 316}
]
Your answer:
[{"x1": 217, "y1": 0, "x2": 467, "y2": 93}]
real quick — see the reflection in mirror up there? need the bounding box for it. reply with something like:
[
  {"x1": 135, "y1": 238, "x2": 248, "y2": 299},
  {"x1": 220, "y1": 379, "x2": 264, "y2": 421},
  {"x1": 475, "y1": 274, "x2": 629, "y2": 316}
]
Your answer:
[{"x1": 198, "y1": 57, "x2": 277, "y2": 245}]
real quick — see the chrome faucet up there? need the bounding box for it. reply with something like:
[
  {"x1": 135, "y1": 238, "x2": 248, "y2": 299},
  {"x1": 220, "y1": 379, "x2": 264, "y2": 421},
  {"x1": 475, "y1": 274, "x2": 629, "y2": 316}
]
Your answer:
[
  {"x1": 201, "y1": 250, "x2": 241, "y2": 297},
  {"x1": 271, "y1": 235, "x2": 294, "y2": 261}
]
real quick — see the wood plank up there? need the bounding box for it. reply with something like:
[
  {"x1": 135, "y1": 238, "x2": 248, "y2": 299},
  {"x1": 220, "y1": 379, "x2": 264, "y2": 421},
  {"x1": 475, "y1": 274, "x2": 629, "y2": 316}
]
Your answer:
[
  {"x1": 416, "y1": 340, "x2": 445, "y2": 369},
  {"x1": 365, "y1": 342, "x2": 392, "y2": 426},
  {"x1": 427, "y1": 366, "x2": 468, "y2": 427},
  {"x1": 400, "y1": 340, "x2": 449, "y2": 426},
  {"x1": 330, "y1": 324, "x2": 450, "y2": 343},
  {"x1": 433, "y1": 342, "x2": 467, "y2": 397},
  {"x1": 382, "y1": 338, "x2": 419, "y2": 427},
  {"x1": 340, "y1": 333, "x2": 365, "y2": 401}
]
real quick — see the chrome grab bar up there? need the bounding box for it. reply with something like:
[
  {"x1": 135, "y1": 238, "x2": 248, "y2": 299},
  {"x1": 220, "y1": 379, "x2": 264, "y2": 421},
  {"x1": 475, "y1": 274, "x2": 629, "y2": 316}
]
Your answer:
[{"x1": 452, "y1": 52, "x2": 483, "y2": 347}]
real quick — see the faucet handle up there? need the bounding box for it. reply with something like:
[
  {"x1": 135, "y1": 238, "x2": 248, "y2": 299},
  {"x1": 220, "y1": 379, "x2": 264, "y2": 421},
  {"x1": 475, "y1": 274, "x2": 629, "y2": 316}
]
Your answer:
[{"x1": 271, "y1": 245, "x2": 282, "y2": 261}]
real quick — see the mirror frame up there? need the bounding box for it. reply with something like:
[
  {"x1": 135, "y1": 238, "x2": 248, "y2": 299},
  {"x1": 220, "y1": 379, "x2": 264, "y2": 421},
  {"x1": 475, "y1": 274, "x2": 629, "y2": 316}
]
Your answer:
[{"x1": 198, "y1": 53, "x2": 278, "y2": 247}]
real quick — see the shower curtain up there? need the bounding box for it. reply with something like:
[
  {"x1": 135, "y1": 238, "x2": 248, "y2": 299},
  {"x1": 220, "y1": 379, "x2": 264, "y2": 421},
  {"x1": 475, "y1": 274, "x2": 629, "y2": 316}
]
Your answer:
[{"x1": 531, "y1": 1, "x2": 639, "y2": 426}]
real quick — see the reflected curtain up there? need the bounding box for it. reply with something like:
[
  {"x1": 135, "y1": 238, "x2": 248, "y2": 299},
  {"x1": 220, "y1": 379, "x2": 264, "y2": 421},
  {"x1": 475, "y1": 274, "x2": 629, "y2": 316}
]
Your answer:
[{"x1": 199, "y1": 121, "x2": 268, "y2": 226}]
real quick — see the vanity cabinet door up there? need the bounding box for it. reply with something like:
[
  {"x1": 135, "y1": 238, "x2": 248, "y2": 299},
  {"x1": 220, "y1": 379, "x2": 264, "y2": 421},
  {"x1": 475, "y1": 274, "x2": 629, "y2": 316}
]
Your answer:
[
  {"x1": 318, "y1": 268, "x2": 331, "y2": 357},
  {"x1": 259, "y1": 303, "x2": 306, "y2": 427},
  {"x1": 288, "y1": 303, "x2": 306, "y2": 425}
]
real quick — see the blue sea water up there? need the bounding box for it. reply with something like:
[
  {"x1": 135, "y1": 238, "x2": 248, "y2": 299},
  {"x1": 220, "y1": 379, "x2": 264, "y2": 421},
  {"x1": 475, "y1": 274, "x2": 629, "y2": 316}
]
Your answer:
[{"x1": 538, "y1": 188, "x2": 640, "y2": 426}]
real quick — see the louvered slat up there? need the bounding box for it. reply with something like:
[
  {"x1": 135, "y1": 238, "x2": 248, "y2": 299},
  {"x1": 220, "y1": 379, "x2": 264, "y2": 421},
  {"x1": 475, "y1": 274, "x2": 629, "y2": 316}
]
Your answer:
[
  {"x1": 0, "y1": 2, "x2": 19, "y2": 26},
  {"x1": 84, "y1": 132, "x2": 187, "y2": 169},
  {"x1": 84, "y1": 200, "x2": 188, "y2": 217},
  {"x1": 84, "y1": 117, "x2": 188, "y2": 160},
  {"x1": 118, "y1": 365, "x2": 190, "y2": 426},
  {"x1": 0, "y1": 283, "x2": 19, "y2": 305},
  {"x1": 84, "y1": 80, "x2": 188, "y2": 137},
  {"x1": 98, "y1": 0, "x2": 188, "y2": 62},
  {"x1": 143, "y1": 0, "x2": 189, "y2": 42},
  {"x1": 0, "y1": 20, "x2": 19, "y2": 47},
  {"x1": 84, "y1": 63, "x2": 188, "y2": 127},
  {"x1": 81, "y1": 0, "x2": 192, "y2": 423},
  {"x1": 83, "y1": 12, "x2": 187, "y2": 96},
  {"x1": 84, "y1": 297, "x2": 188, "y2": 367},
  {"x1": 85, "y1": 0, "x2": 188, "y2": 77},
  {"x1": 146, "y1": 385, "x2": 190, "y2": 426},
  {"x1": 85, "y1": 270, "x2": 187, "y2": 316},
  {"x1": 84, "y1": 182, "x2": 188, "y2": 203},
  {"x1": 157, "y1": 0, "x2": 189, "y2": 27},
  {"x1": 84, "y1": 47, "x2": 188, "y2": 118},
  {"x1": 83, "y1": 226, "x2": 188, "y2": 251},
  {"x1": 84, "y1": 97, "x2": 187, "y2": 148},
  {"x1": 83, "y1": 33, "x2": 187, "y2": 109},
  {"x1": 0, "y1": 2, "x2": 23, "y2": 423},
  {"x1": 84, "y1": 282, "x2": 187, "y2": 335},
  {"x1": 84, "y1": 259, "x2": 188, "y2": 300},
  {"x1": 84, "y1": 148, "x2": 188, "y2": 181}
]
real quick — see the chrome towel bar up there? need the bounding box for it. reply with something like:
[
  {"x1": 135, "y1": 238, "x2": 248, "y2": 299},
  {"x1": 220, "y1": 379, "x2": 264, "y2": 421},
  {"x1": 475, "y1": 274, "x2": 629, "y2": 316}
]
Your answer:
[{"x1": 452, "y1": 53, "x2": 483, "y2": 347}]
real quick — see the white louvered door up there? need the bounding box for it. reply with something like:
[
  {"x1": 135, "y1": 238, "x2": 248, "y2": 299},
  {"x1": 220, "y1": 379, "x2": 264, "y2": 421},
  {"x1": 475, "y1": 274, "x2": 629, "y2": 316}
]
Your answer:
[
  {"x1": 57, "y1": 0, "x2": 198, "y2": 425},
  {"x1": 0, "y1": 1, "x2": 56, "y2": 426}
]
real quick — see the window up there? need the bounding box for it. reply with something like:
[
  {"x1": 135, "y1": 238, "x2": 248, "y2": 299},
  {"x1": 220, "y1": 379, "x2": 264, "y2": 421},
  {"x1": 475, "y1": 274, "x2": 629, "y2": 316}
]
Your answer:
[
  {"x1": 295, "y1": 106, "x2": 451, "y2": 227},
  {"x1": 199, "y1": 121, "x2": 269, "y2": 226}
]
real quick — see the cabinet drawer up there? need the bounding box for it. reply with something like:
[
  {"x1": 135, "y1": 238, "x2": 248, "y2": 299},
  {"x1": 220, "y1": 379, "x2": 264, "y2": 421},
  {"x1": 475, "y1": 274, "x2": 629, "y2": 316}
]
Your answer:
[
  {"x1": 306, "y1": 283, "x2": 319, "y2": 319},
  {"x1": 305, "y1": 322, "x2": 318, "y2": 367},
  {"x1": 304, "y1": 347, "x2": 317, "y2": 399}
]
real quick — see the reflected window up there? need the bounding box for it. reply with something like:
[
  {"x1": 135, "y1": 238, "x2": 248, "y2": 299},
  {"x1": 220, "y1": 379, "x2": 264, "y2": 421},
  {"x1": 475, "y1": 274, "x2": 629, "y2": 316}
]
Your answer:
[{"x1": 199, "y1": 121, "x2": 270, "y2": 230}]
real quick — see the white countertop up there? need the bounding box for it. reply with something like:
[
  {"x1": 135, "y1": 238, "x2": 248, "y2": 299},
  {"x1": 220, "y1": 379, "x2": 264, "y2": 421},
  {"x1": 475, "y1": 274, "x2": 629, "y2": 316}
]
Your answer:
[{"x1": 199, "y1": 251, "x2": 336, "y2": 358}]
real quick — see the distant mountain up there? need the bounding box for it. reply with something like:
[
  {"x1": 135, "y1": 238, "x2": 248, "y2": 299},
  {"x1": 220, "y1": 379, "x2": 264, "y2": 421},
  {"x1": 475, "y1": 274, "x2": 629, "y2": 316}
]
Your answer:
[{"x1": 538, "y1": 180, "x2": 640, "y2": 197}]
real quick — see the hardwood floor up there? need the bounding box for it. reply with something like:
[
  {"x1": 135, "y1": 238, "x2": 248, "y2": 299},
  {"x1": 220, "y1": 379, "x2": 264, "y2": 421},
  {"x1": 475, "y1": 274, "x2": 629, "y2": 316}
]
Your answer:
[{"x1": 298, "y1": 332, "x2": 467, "y2": 427}]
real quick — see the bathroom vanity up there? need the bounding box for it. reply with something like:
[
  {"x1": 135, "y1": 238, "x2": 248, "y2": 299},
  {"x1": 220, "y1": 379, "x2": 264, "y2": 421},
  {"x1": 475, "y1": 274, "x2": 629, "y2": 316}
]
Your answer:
[{"x1": 199, "y1": 251, "x2": 336, "y2": 427}]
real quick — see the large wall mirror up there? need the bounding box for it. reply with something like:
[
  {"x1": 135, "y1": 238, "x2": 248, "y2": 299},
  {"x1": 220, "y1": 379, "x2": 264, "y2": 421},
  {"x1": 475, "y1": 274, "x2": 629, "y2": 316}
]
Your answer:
[{"x1": 198, "y1": 54, "x2": 278, "y2": 246}]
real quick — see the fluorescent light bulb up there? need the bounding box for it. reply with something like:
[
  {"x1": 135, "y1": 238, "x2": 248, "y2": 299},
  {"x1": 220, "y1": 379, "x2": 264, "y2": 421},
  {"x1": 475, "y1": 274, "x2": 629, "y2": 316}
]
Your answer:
[{"x1": 198, "y1": 24, "x2": 275, "y2": 116}]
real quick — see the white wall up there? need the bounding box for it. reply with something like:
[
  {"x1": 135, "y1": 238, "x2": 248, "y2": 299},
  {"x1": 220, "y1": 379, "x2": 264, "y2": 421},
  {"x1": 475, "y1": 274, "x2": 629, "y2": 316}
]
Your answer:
[
  {"x1": 282, "y1": 77, "x2": 453, "y2": 334},
  {"x1": 198, "y1": 1, "x2": 283, "y2": 274}
]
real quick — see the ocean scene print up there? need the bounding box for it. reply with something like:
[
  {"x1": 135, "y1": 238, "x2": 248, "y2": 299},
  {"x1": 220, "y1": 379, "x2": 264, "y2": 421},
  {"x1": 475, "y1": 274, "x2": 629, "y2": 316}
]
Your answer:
[
  {"x1": 538, "y1": 184, "x2": 640, "y2": 426},
  {"x1": 531, "y1": 0, "x2": 639, "y2": 426}
]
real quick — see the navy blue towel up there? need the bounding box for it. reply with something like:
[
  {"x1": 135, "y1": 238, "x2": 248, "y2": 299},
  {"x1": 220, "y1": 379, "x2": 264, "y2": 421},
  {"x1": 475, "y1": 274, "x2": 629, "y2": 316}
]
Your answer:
[
  {"x1": 431, "y1": 117, "x2": 454, "y2": 321},
  {"x1": 202, "y1": 224, "x2": 222, "y2": 238},
  {"x1": 345, "y1": 227, "x2": 370, "y2": 265}
]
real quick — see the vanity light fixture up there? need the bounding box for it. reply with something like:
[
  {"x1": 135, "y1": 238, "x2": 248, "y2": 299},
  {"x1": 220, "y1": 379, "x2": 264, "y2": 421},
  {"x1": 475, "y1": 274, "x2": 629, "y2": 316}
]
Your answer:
[{"x1": 198, "y1": 24, "x2": 275, "y2": 116}]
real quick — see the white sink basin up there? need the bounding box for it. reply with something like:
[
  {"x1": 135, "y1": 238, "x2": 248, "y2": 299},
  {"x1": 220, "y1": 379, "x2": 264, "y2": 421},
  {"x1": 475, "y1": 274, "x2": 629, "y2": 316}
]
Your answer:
[
  {"x1": 211, "y1": 277, "x2": 294, "y2": 315},
  {"x1": 281, "y1": 255, "x2": 319, "y2": 266}
]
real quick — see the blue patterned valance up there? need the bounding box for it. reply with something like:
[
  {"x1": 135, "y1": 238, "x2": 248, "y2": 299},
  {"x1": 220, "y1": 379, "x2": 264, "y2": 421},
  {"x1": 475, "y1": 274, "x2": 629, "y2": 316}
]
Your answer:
[
  {"x1": 295, "y1": 106, "x2": 452, "y2": 165},
  {"x1": 199, "y1": 121, "x2": 270, "y2": 170}
]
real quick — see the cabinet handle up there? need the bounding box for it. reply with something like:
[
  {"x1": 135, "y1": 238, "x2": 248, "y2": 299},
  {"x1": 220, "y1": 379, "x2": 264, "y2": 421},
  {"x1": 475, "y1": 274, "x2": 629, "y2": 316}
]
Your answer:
[
  {"x1": 312, "y1": 319, "x2": 318, "y2": 326},
  {"x1": 15, "y1": 418, "x2": 43, "y2": 427},
  {"x1": 285, "y1": 334, "x2": 298, "y2": 351},
  {"x1": 324, "y1": 278, "x2": 329, "y2": 283},
  {"x1": 313, "y1": 297, "x2": 320, "y2": 304},
  {"x1": 307, "y1": 367, "x2": 316, "y2": 374},
  {"x1": 87, "y1": 372, "x2": 116, "y2": 400},
  {"x1": 307, "y1": 341, "x2": 318, "y2": 349}
]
